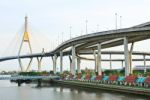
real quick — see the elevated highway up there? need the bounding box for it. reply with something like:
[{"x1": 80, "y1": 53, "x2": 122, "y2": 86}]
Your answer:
[
  {"x1": 0, "y1": 51, "x2": 150, "y2": 62},
  {"x1": 52, "y1": 22, "x2": 150, "y2": 53},
  {"x1": 1, "y1": 21, "x2": 150, "y2": 76}
]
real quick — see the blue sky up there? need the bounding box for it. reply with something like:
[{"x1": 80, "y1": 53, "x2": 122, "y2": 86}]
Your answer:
[{"x1": 1, "y1": 0, "x2": 150, "y2": 71}]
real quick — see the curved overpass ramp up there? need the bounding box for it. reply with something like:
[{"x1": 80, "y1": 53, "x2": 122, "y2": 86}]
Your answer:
[
  {"x1": 50, "y1": 21, "x2": 150, "y2": 76},
  {"x1": 52, "y1": 22, "x2": 150, "y2": 53},
  {"x1": 1, "y1": 21, "x2": 150, "y2": 76}
]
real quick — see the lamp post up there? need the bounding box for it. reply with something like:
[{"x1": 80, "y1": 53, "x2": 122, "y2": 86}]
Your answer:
[
  {"x1": 115, "y1": 13, "x2": 117, "y2": 30},
  {"x1": 70, "y1": 26, "x2": 72, "y2": 39},
  {"x1": 62, "y1": 32, "x2": 63, "y2": 43},
  {"x1": 97, "y1": 24, "x2": 99, "y2": 32},
  {"x1": 120, "y1": 16, "x2": 122, "y2": 29},
  {"x1": 85, "y1": 19, "x2": 88, "y2": 34}
]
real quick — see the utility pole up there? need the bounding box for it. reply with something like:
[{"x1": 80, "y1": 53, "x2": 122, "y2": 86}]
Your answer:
[
  {"x1": 56, "y1": 34, "x2": 61, "y2": 45},
  {"x1": 115, "y1": 13, "x2": 118, "y2": 30},
  {"x1": 62, "y1": 32, "x2": 63, "y2": 43},
  {"x1": 81, "y1": 29, "x2": 83, "y2": 36},
  {"x1": 85, "y1": 19, "x2": 88, "y2": 34},
  {"x1": 70, "y1": 26, "x2": 72, "y2": 39},
  {"x1": 97, "y1": 24, "x2": 99, "y2": 32},
  {"x1": 120, "y1": 16, "x2": 122, "y2": 29}
]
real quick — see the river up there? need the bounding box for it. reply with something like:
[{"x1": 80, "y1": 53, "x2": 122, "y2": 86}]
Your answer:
[{"x1": 0, "y1": 76, "x2": 149, "y2": 100}]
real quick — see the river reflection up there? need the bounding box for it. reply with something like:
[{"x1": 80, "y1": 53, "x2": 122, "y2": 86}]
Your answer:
[
  {"x1": 49, "y1": 85, "x2": 149, "y2": 100},
  {"x1": 0, "y1": 80, "x2": 149, "y2": 100}
]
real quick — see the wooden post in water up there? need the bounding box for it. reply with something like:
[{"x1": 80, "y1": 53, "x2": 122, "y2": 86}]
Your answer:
[
  {"x1": 17, "y1": 80, "x2": 21, "y2": 87},
  {"x1": 37, "y1": 79, "x2": 42, "y2": 87}
]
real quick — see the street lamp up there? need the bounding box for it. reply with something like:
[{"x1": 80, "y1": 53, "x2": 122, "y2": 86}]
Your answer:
[
  {"x1": 120, "y1": 16, "x2": 122, "y2": 29},
  {"x1": 97, "y1": 24, "x2": 99, "y2": 32},
  {"x1": 69, "y1": 26, "x2": 72, "y2": 39},
  {"x1": 85, "y1": 19, "x2": 88, "y2": 34},
  {"x1": 115, "y1": 13, "x2": 118, "y2": 30},
  {"x1": 62, "y1": 32, "x2": 63, "y2": 43}
]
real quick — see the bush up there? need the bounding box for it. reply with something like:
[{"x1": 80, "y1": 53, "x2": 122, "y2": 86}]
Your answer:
[
  {"x1": 104, "y1": 70, "x2": 119, "y2": 75},
  {"x1": 19, "y1": 71, "x2": 50, "y2": 76}
]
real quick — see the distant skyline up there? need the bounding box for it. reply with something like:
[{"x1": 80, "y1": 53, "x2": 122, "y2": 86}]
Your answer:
[{"x1": 1, "y1": 0, "x2": 150, "y2": 71}]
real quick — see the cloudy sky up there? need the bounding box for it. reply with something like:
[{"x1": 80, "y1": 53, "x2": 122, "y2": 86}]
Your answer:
[{"x1": 0, "y1": 0, "x2": 150, "y2": 71}]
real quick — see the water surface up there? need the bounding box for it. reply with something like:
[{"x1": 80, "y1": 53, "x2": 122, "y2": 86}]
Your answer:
[{"x1": 0, "y1": 76, "x2": 149, "y2": 100}]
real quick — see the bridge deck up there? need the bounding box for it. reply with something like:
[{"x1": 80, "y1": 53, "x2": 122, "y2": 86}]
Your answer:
[{"x1": 0, "y1": 76, "x2": 60, "y2": 80}]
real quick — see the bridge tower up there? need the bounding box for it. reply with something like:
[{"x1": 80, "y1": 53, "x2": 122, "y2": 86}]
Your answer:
[{"x1": 18, "y1": 16, "x2": 33, "y2": 72}]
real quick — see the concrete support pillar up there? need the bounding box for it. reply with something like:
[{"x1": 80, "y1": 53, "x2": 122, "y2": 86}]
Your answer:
[
  {"x1": 26, "y1": 58, "x2": 33, "y2": 72},
  {"x1": 18, "y1": 16, "x2": 32, "y2": 72},
  {"x1": 121, "y1": 60, "x2": 124, "y2": 68},
  {"x1": 109, "y1": 54, "x2": 112, "y2": 69},
  {"x1": 60, "y1": 51, "x2": 63, "y2": 74},
  {"x1": 93, "y1": 50, "x2": 97, "y2": 72},
  {"x1": 77, "y1": 57, "x2": 81, "y2": 73},
  {"x1": 71, "y1": 46, "x2": 76, "y2": 75},
  {"x1": 124, "y1": 37, "x2": 130, "y2": 76},
  {"x1": 129, "y1": 54, "x2": 132, "y2": 74},
  {"x1": 37, "y1": 57, "x2": 43, "y2": 72},
  {"x1": 69, "y1": 55, "x2": 72, "y2": 72},
  {"x1": 18, "y1": 58, "x2": 24, "y2": 72},
  {"x1": 129, "y1": 42, "x2": 134, "y2": 74},
  {"x1": 17, "y1": 80, "x2": 22, "y2": 87},
  {"x1": 52, "y1": 54, "x2": 57, "y2": 74},
  {"x1": 97, "y1": 43, "x2": 102, "y2": 75},
  {"x1": 37, "y1": 79, "x2": 42, "y2": 87},
  {"x1": 144, "y1": 55, "x2": 146, "y2": 73}
]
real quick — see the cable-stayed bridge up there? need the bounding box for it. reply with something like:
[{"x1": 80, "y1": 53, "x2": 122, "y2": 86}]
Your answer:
[{"x1": 1, "y1": 16, "x2": 150, "y2": 76}]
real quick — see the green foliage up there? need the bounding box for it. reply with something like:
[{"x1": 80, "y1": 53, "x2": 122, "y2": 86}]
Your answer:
[
  {"x1": 81, "y1": 70, "x2": 86, "y2": 75},
  {"x1": 56, "y1": 72, "x2": 60, "y2": 76},
  {"x1": 19, "y1": 69, "x2": 150, "y2": 77},
  {"x1": 119, "y1": 69, "x2": 125, "y2": 76},
  {"x1": 103, "y1": 69, "x2": 150, "y2": 76},
  {"x1": 104, "y1": 70, "x2": 120, "y2": 75},
  {"x1": 133, "y1": 70, "x2": 144, "y2": 76},
  {"x1": 144, "y1": 72, "x2": 150, "y2": 76},
  {"x1": 63, "y1": 70, "x2": 70, "y2": 75},
  {"x1": 19, "y1": 71, "x2": 50, "y2": 76},
  {"x1": 50, "y1": 71, "x2": 54, "y2": 75}
]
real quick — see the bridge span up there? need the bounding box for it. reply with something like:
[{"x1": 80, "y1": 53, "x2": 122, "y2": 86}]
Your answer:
[
  {"x1": 0, "y1": 75, "x2": 60, "y2": 81},
  {"x1": 48, "y1": 21, "x2": 150, "y2": 76},
  {"x1": 1, "y1": 17, "x2": 150, "y2": 76}
]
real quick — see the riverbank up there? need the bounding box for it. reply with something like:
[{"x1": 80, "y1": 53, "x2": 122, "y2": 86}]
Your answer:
[
  {"x1": 1, "y1": 80, "x2": 149, "y2": 100},
  {"x1": 55, "y1": 80, "x2": 150, "y2": 96}
]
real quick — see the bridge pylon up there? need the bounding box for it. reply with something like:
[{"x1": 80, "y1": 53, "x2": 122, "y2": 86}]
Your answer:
[{"x1": 18, "y1": 16, "x2": 33, "y2": 72}]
